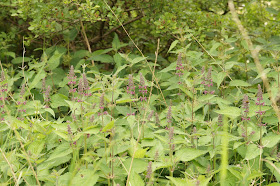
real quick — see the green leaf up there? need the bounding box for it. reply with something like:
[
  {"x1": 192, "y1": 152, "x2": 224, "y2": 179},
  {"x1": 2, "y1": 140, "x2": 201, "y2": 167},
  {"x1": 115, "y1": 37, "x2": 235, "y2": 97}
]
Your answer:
[
  {"x1": 112, "y1": 33, "x2": 121, "y2": 51},
  {"x1": 262, "y1": 134, "x2": 280, "y2": 148},
  {"x1": 28, "y1": 140, "x2": 45, "y2": 155},
  {"x1": 101, "y1": 120, "x2": 114, "y2": 132},
  {"x1": 209, "y1": 42, "x2": 221, "y2": 56},
  {"x1": 47, "y1": 143, "x2": 73, "y2": 161},
  {"x1": 72, "y1": 168, "x2": 99, "y2": 185},
  {"x1": 129, "y1": 171, "x2": 145, "y2": 186},
  {"x1": 229, "y1": 80, "x2": 251, "y2": 87},
  {"x1": 123, "y1": 158, "x2": 148, "y2": 174},
  {"x1": 131, "y1": 56, "x2": 147, "y2": 64},
  {"x1": 160, "y1": 62, "x2": 177, "y2": 73},
  {"x1": 245, "y1": 144, "x2": 262, "y2": 160},
  {"x1": 175, "y1": 148, "x2": 207, "y2": 162},
  {"x1": 167, "y1": 176, "x2": 194, "y2": 186},
  {"x1": 213, "y1": 71, "x2": 227, "y2": 88},
  {"x1": 53, "y1": 131, "x2": 70, "y2": 141},
  {"x1": 29, "y1": 68, "x2": 45, "y2": 89},
  {"x1": 214, "y1": 106, "x2": 241, "y2": 118},
  {"x1": 45, "y1": 108, "x2": 55, "y2": 117},
  {"x1": 116, "y1": 98, "x2": 137, "y2": 104},
  {"x1": 168, "y1": 40, "x2": 179, "y2": 53},
  {"x1": 12, "y1": 57, "x2": 32, "y2": 64},
  {"x1": 48, "y1": 50, "x2": 65, "y2": 70},
  {"x1": 89, "y1": 54, "x2": 113, "y2": 63},
  {"x1": 254, "y1": 68, "x2": 271, "y2": 80},
  {"x1": 50, "y1": 94, "x2": 69, "y2": 108}
]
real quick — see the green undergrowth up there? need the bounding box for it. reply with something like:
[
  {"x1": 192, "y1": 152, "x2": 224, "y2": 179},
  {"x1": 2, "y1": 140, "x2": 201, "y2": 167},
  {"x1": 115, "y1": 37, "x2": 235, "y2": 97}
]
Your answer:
[{"x1": 0, "y1": 35, "x2": 280, "y2": 186}]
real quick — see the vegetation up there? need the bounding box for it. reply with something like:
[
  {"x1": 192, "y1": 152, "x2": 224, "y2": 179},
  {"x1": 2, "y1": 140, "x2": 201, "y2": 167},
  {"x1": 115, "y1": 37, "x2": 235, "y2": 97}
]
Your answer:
[{"x1": 0, "y1": 0, "x2": 280, "y2": 185}]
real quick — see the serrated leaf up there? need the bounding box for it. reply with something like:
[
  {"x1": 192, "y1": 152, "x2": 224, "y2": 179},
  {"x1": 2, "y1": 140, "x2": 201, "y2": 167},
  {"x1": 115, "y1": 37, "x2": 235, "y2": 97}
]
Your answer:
[
  {"x1": 215, "y1": 106, "x2": 241, "y2": 118},
  {"x1": 167, "y1": 176, "x2": 194, "y2": 186},
  {"x1": 53, "y1": 131, "x2": 70, "y2": 141},
  {"x1": 89, "y1": 54, "x2": 113, "y2": 63},
  {"x1": 129, "y1": 171, "x2": 145, "y2": 186},
  {"x1": 29, "y1": 68, "x2": 45, "y2": 89},
  {"x1": 50, "y1": 94, "x2": 69, "y2": 108},
  {"x1": 175, "y1": 148, "x2": 208, "y2": 162},
  {"x1": 168, "y1": 40, "x2": 179, "y2": 53},
  {"x1": 214, "y1": 71, "x2": 227, "y2": 88},
  {"x1": 48, "y1": 50, "x2": 65, "y2": 70},
  {"x1": 245, "y1": 144, "x2": 262, "y2": 160},
  {"x1": 131, "y1": 56, "x2": 147, "y2": 64},
  {"x1": 123, "y1": 158, "x2": 148, "y2": 174},
  {"x1": 262, "y1": 134, "x2": 280, "y2": 148},
  {"x1": 12, "y1": 57, "x2": 31, "y2": 64},
  {"x1": 47, "y1": 143, "x2": 73, "y2": 161},
  {"x1": 254, "y1": 68, "x2": 271, "y2": 80},
  {"x1": 101, "y1": 120, "x2": 114, "y2": 132},
  {"x1": 160, "y1": 62, "x2": 177, "y2": 73},
  {"x1": 229, "y1": 80, "x2": 251, "y2": 86},
  {"x1": 116, "y1": 98, "x2": 137, "y2": 104},
  {"x1": 28, "y1": 140, "x2": 45, "y2": 155},
  {"x1": 45, "y1": 108, "x2": 55, "y2": 117},
  {"x1": 112, "y1": 33, "x2": 121, "y2": 51}
]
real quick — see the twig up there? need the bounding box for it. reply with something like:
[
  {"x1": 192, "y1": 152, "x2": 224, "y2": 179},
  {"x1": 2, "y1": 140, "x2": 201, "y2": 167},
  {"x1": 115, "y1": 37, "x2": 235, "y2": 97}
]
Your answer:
[
  {"x1": 228, "y1": 0, "x2": 280, "y2": 123},
  {"x1": 0, "y1": 148, "x2": 18, "y2": 185},
  {"x1": 80, "y1": 20, "x2": 95, "y2": 66}
]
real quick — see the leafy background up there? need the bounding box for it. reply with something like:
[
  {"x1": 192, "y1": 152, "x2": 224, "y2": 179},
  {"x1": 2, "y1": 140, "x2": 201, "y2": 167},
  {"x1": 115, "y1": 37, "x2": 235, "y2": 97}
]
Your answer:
[{"x1": 0, "y1": 0, "x2": 280, "y2": 185}]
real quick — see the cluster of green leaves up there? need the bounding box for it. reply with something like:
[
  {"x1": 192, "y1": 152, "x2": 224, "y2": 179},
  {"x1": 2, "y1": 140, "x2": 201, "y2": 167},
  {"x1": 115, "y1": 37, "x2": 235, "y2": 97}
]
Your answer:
[{"x1": 0, "y1": 27, "x2": 280, "y2": 186}]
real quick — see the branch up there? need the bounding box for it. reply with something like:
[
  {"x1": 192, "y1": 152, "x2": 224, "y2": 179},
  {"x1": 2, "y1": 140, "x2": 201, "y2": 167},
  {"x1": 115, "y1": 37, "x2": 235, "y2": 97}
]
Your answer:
[
  {"x1": 228, "y1": 0, "x2": 280, "y2": 122},
  {"x1": 90, "y1": 14, "x2": 143, "y2": 43}
]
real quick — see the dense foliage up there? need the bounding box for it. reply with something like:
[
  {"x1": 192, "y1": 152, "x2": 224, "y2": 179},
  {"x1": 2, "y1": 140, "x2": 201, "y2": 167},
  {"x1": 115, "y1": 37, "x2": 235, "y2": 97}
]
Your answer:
[{"x1": 0, "y1": 0, "x2": 280, "y2": 185}]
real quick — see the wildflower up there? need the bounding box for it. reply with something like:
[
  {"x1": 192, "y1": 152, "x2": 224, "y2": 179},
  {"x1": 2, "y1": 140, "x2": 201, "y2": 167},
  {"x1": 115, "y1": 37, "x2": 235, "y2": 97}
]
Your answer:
[
  {"x1": 44, "y1": 85, "x2": 51, "y2": 108},
  {"x1": 20, "y1": 83, "x2": 25, "y2": 98},
  {"x1": 155, "y1": 112, "x2": 160, "y2": 125},
  {"x1": 67, "y1": 65, "x2": 76, "y2": 85},
  {"x1": 201, "y1": 67, "x2": 214, "y2": 94},
  {"x1": 78, "y1": 78, "x2": 84, "y2": 96},
  {"x1": 218, "y1": 114, "x2": 223, "y2": 126},
  {"x1": 147, "y1": 110, "x2": 154, "y2": 121},
  {"x1": 146, "y1": 161, "x2": 153, "y2": 179},
  {"x1": 67, "y1": 124, "x2": 72, "y2": 135},
  {"x1": 241, "y1": 94, "x2": 250, "y2": 121},
  {"x1": 139, "y1": 73, "x2": 147, "y2": 101},
  {"x1": 99, "y1": 93, "x2": 104, "y2": 109},
  {"x1": 127, "y1": 74, "x2": 135, "y2": 96},
  {"x1": 41, "y1": 78, "x2": 46, "y2": 93},
  {"x1": 166, "y1": 102, "x2": 172, "y2": 124},
  {"x1": 175, "y1": 53, "x2": 184, "y2": 84}
]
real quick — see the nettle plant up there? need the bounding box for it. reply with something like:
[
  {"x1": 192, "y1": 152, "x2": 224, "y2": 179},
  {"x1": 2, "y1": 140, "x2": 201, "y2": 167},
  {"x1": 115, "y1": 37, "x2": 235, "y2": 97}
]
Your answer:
[{"x1": 0, "y1": 38, "x2": 280, "y2": 186}]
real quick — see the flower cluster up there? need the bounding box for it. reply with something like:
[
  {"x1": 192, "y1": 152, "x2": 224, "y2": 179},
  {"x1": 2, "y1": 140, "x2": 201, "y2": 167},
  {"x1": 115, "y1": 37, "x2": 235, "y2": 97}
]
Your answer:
[
  {"x1": 67, "y1": 65, "x2": 77, "y2": 86},
  {"x1": 201, "y1": 67, "x2": 214, "y2": 94},
  {"x1": 0, "y1": 71, "x2": 7, "y2": 121},
  {"x1": 241, "y1": 94, "x2": 250, "y2": 121},
  {"x1": 44, "y1": 85, "x2": 51, "y2": 108},
  {"x1": 127, "y1": 74, "x2": 136, "y2": 96},
  {"x1": 139, "y1": 73, "x2": 147, "y2": 101},
  {"x1": 166, "y1": 102, "x2": 172, "y2": 124},
  {"x1": 175, "y1": 53, "x2": 184, "y2": 84}
]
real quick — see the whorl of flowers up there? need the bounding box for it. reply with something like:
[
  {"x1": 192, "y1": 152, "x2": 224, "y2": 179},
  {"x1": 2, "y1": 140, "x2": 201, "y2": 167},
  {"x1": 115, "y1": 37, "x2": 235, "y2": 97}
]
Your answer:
[
  {"x1": 241, "y1": 94, "x2": 250, "y2": 121},
  {"x1": 175, "y1": 53, "x2": 184, "y2": 84},
  {"x1": 166, "y1": 102, "x2": 172, "y2": 124},
  {"x1": 67, "y1": 65, "x2": 76, "y2": 85},
  {"x1": 127, "y1": 74, "x2": 135, "y2": 96},
  {"x1": 146, "y1": 161, "x2": 153, "y2": 179},
  {"x1": 201, "y1": 67, "x2": 214, "y2": 94},
  {"x1": 139, "y1": 73, "x2": 147, "y2": 102},
  {"x1": 44, "y1": 85, "x2": 51, "y2": 108}
]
